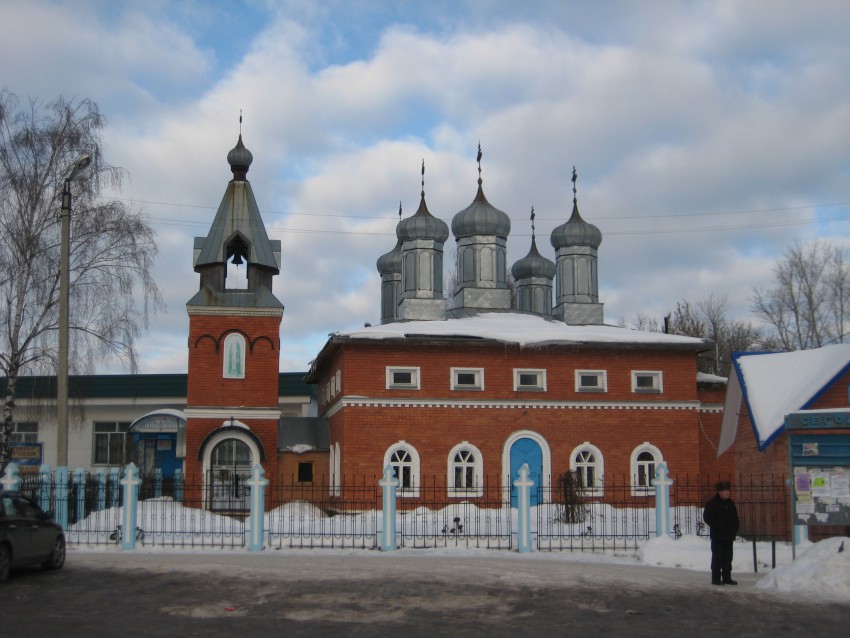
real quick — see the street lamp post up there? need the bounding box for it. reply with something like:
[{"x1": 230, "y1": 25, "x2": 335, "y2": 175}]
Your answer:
[{"x1": 57, "y1": 153, "x2": 91, "y2": 468}]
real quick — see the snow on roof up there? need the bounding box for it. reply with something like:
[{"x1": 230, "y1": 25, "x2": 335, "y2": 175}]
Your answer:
[
  {"x1": 697, "y1": 372, "x2": 727, "y2": 384},
  {"x1": 734, "y1": 344, "x2": 850, "y2": 449},
  {"x1": 336, "y1": 313, "x2": 710, "y2": 348}
]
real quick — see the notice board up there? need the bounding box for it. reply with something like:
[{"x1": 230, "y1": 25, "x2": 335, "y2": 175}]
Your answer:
[{"x1": 786, "y1": 411, "x2": 850, "y2": 526}]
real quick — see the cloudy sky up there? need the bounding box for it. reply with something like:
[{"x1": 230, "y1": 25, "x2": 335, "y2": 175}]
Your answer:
[{"x1": 2, "y1": 0, "x2": 849, "y2": 373}]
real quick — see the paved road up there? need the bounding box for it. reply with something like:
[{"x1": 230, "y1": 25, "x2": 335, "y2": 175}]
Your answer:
[{"x1": 3, "y1": 550, "x2": 848, "y2": 637}]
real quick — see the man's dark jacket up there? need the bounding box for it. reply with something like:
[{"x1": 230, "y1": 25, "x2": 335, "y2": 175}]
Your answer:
[{"x1": 702, "y1": 494, "x2": 740, "y2": 541}]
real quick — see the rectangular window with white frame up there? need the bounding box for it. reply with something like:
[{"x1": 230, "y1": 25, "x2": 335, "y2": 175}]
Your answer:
[
  {"x1": 93, "y1": 421, "x2": 133, "y2": 466},
  {"x1": 386, "y1": 366, "x2": 421, "y2": 390},
  {"x1": 631, "y1": 371, "x2": 663, "y2": 393},
  {"x1": 451, "y1": 367, "x2": 484, "y2": 391},
  {"x1": 575, "y1": 370, "x2": 607, "y2": 392},
  {"x1": 514, "y1": 369, "x2": 547, "y2": 392},
  {"x1": 10, "y1": 422, "x2": 39, "y2": 444}
]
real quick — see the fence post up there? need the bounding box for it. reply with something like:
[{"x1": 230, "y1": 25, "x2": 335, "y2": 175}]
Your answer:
[
  {"x1": 95, "y1": 468, "x2": 106, "y2": 511},
  {"x1": 54, "y1": 466, "x2": 69, "y2": 530},
  {"x1": 74, "y1": 468, "x2": 86, "y2": 524},
  {"x1": 174, "y1": 468, "x2": 184, "y2": 503},
  {"x1": 652, "y1": 463, "x2": 673, "y2": 538},
  {"x1": 39, "y1": 465, "x2": 52, "y2": 512},
  {"x1": 109, "y1": 467, "x2": 120, "y2": 507},
  {"x1": 153, "y1": 468, "x2": 163, "y2": 498},
  {"x1": 0, "y1": 463, "x2": 19, "y2": 491},
  {"x1": 514, "y1": 463, "x2": 534, "y2": 553},
  {"x1": 246, "y1": 464, "x2": 268, "y2": 552},
  {"x1": 379, "y1": 465, "x2": 399, "y2": 551},
  {"x1": 120, "y1": 463, "x2": 141, "y2": 551}
]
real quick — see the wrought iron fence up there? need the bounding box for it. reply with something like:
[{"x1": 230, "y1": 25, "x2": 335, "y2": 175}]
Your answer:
[
  {"x1": 267, "y1": 477, "x2": 380, "y2": 549},
  {"x1": 536, "y1": 476, "x2": 655, "y2": 551},
  {"x1": 13, "y1": 469, "x2": 790, "y2": 552},
  {"x1": 670, "y1": 474, "x2": 790, "y2": 541},
  {"x1": 395, "y1": 477, "x2": 512, "y2": 550}
]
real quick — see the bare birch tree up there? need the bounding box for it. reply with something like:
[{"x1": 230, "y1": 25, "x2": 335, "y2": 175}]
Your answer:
[
  {"x1": 752, "y1": 240, "x2": 850, "y2": 351},
  {"x1": 0, "y1": 92, "x2": 162, "y2": 475}
]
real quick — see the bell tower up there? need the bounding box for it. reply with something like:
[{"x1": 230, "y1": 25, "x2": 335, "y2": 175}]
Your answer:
[{"x1": 184, "y1": 133, "x2": 283, "y2": 495}]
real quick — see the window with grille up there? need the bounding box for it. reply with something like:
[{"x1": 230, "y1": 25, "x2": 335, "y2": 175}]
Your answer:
[
  {"x1": 93, "y1": 422, "x2": 132, "y2": 465},
  {"x1": 10, "y1": 422, "x2": 38, "y2": 444}
]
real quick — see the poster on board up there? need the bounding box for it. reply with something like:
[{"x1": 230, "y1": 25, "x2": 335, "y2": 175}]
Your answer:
[{"x1": 793, "y1": 466, "x2": 850, "y2": 525}]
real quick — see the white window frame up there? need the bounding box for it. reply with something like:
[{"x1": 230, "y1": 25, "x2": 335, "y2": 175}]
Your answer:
[
  {"x1": 384, "y1": 441, "x2": 420, "y2": 497},
  {"x1": 568, "y1": 442, "x2": 604, "y2": 495},
  {"x1": 451, "y1": 367, "x2": 484, "y2": 391},
  {"x1": 92, "y1": 421, "x2": 133, "y2": 466},
  {"x1": 630, "y1": 442, "x2": 664, "y2": 496},
  {"x1": 575, "y1": 370, "x2": 607, "y2": 392},
  {"x1": 513, "y1": 369, "x2": 547, "y2": 392},
  {"x1": 631, "y1": 370, "x2": 663, "y2": 393},
  {"x1": 10, "y1": 422, "x2": 38, "y2": 444},
  {"x1": 335, "y1": 369, "x2": 341, "y2": 395},
  {"x1": 386, "y1": 366, "x2": 421, "y2": 390},
  {"x1": 447, "y1": 442, "x2": 484, "y2": 497}
]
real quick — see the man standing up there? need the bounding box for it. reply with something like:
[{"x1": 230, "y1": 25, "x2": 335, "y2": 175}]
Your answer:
[{"x1": 703, "y1": 480, "x2": 740, "y2": 585}]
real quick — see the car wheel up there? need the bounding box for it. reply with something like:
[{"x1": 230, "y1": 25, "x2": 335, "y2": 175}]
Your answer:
[
  {"x1": 42, "y1": 534, "x2": 66, "y2": 571},
  {"x1": 0, "y1": 543, "x2": 10, "y2": 582}
]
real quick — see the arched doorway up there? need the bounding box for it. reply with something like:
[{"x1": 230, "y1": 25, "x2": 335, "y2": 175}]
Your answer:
[
  {"x1": 209, "y1": 438, "x2": 251, "y2": 510},
  {"x1": 503, "y1": 431, "x2": 551, "y2": 508}
]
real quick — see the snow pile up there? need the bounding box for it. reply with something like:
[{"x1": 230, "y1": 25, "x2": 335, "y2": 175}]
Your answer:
[{"x1": 756, "y1": 538, "x2": 850, "y2": 599}]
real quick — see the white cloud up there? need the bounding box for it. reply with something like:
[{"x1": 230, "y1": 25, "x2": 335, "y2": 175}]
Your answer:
[{"x1": 3, "y1": 1, "x2": 850, "y2": 373}]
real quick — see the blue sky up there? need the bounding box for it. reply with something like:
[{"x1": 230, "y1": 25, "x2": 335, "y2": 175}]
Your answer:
[{"x1": 2, "y1": 0, "x2": 850, "y2": 373}]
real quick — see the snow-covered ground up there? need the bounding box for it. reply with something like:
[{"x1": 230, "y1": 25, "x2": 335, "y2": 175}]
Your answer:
[
  {"x1": 67, "y1": 498, "x2": 850, "y2": 602},
  {"x1": 640, "y1": 535, "x2": 849, "y2": 601}
]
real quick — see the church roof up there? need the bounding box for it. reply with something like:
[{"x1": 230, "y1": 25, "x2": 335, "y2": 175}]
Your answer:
[
  {"x1": 718, "y1": 344, "x2": 850, "y2": 453},
  {"x1": 326, "y1": 311, "x2": 710, "y2": 349}
]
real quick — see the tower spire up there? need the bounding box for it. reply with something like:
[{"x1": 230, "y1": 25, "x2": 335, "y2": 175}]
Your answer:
[
  {"x1": 477, "y1": 142, "x2": 483, "y2": 185},
  {"x1": 530, "y1": 206, "x2": 536, "y2": 241},
  {"x1": 572, "y1": 166, "x2": 578, "y2": 206}
]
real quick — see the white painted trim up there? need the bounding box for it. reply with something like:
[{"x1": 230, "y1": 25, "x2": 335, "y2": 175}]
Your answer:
[
  {"x1": 501, "y1": 430, "x2": 552, "y2": 500},
  {"x1": 446, "y1": 441, "x2": 484, "y2": 497},
  {"x1": 383, "y1": 441, "x2": 420, "y2": 497},
  {"x1": 630, "y1": 442, "x2": 664, "y2": 496},
  {"x1": 331, "y1": 396, "x2": 699, "y2": 411},
  {"x1": 568, "y1": 441, "x2": 605, "y2": 495}
]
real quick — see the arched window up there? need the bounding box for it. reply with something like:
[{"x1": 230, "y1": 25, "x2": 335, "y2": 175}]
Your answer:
[
  {"x1": 630, "y1": 442, "x2": 664, "y2": 496},
  {"x1": 569, "y1": 442, "x2": 604, "y2": 495},
  {"x1": 384, "y1": 442, "x2": 420, "y2": 497},
  {"x1": 223, "y1": 333, "x2": 246, "y2": 379},
  {"x1": 447, "y1": 442, "x2": 484, "y2": 497}
]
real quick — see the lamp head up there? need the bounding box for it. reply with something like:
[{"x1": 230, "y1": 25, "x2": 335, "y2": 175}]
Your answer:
[{"x1": 66, "y1": 153, "x2": 92, "y2": 182}]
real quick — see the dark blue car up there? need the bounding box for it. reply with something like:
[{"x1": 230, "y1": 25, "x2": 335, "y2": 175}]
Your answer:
[{"x1": 0, "y1": 490, "x2": 66, "y2": 581}]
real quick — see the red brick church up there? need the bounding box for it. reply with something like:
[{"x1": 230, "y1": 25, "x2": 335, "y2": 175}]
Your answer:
[{"x1": 183, "y1": 136, "x2": 730, "y2": 503}]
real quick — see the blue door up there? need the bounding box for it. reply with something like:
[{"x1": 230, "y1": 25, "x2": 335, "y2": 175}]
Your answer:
[{"x1": 509, "y1": 437, "x2": 542, "y2": 507}]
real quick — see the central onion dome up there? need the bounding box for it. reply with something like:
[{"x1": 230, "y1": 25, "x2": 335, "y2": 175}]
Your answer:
[
  {"x1": 226, "y1": 134, "x2": 254, "y2": 179},
  {"x1": 397, "y1": 194, "x2": 449, "y2": 243},
  {"x1": 511, "y1": 236, "x2": 555, "y2": 280},
  {"x1": 451, "y1": 179, "x2": 511, "y2": 238}
]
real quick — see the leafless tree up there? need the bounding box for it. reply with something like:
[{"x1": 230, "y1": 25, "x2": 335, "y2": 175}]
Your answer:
[
  {"x1": 0, "y1": 92, "x2": 162, "y2": 475},
  {"x1": 620, "y1": 294, "x2": 763, "y2": 376},
  {"x1": 752, "y1": 240, "x2": 850, "y2": 351}
]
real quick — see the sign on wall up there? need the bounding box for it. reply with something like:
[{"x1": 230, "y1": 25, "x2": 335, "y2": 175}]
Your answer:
[{"x1": 10, "y1": 443, "x2": 43, "y2": 473}]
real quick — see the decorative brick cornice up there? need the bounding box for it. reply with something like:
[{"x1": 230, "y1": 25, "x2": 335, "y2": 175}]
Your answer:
[
  {"x1": 187, "y1": 306, "x2": 283, "y2": 317},
  {"x1": 184, "y1": 407, "x2": 281, "y2": 420},
  {"x1": 324, "y1": 396, "x2": 701, "y2": 417}
]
